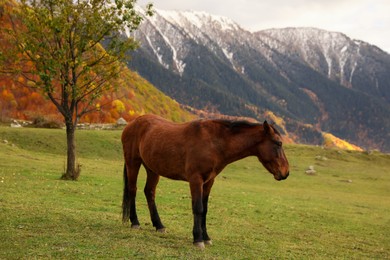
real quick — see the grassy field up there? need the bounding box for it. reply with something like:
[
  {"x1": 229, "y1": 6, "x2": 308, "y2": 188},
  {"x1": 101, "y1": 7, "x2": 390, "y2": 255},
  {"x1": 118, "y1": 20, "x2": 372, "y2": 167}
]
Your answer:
[{"x1": 1, "y1": 126, "x2": 389, "y2": 259}]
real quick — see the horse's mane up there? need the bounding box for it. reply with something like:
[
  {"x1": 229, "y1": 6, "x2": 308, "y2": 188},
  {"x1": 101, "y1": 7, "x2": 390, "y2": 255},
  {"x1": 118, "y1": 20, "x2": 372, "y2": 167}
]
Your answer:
[
  {"x1": 213, "y1": 119, "x2": 281, "y2": 135},
  {"x1": 213, "y1": 119, "x2": 261, "y2": 133}
]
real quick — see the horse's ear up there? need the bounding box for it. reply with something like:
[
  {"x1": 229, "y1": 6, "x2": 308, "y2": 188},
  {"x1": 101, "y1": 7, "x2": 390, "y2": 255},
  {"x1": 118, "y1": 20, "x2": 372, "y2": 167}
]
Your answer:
[{"x1": 263, "y1": 120, "x2": 270, "y2": 135}]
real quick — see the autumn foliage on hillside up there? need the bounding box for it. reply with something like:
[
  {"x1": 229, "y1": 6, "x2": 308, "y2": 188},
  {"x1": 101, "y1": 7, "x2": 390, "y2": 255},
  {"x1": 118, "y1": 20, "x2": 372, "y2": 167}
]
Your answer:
[
  {"x1": 322, "y1": 132, "x2": 363, "y2": 151},
  {"x1": 0, "y1": 66, "x2": 195, "y2": 124},
  {"x1": 0, "y1": 1, "x2": 194, "y2": 124}
]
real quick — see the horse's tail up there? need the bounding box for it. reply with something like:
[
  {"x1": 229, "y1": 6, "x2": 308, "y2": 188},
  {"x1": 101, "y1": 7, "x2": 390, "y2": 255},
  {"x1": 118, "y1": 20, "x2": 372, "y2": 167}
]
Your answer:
[{"x1": 122, "y1": 163, "x2": 130, "y2": 223}]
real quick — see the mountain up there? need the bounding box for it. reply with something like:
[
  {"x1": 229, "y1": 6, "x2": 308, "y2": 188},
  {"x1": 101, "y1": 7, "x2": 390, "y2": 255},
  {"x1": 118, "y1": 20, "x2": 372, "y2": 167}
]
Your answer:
[
  {"x1": 125, "y1": 9, "x2": 390, "y2": 152},
  {"x1": 258, "y1": 27, "x2": 390, "y2": 103}
]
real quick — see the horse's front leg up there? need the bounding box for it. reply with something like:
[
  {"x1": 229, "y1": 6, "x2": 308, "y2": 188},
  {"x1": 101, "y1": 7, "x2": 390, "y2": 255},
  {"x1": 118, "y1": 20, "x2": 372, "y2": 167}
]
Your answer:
[
  {"x1": 202, "y1": 178, "x2": 215, "y2": 245},
  {"x1": 190, "y1": 178, "x2": 205, "y2": 249}
]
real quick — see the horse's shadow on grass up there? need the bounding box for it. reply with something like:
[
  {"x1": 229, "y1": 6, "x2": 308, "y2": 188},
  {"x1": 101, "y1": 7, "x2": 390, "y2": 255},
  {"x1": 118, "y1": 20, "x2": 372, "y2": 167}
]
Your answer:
[{"x1": 118, "y1": 225, "x2": 187, "y2": 247}]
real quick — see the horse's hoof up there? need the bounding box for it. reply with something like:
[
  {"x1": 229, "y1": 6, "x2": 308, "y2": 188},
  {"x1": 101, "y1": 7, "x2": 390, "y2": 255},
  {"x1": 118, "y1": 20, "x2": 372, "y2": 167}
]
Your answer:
[
  {"x1": 156, "y1": 228, "x2": 166, "y2": 233},
  {"x1": 204, "y1": 240, "x2": 213, "y2": 246},
  {"x1": 131, "y1": 224, "x2": 141, "y2": 229},
  {"x1": 193, "y1": 242, "x2": 205, "y2": 250}
]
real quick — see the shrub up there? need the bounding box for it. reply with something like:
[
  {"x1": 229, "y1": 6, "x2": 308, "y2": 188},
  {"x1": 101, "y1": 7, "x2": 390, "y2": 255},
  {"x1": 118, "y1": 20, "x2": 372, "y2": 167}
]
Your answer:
[{"x1": 31, "y1": 115, "x2": 63, "y2": 129}]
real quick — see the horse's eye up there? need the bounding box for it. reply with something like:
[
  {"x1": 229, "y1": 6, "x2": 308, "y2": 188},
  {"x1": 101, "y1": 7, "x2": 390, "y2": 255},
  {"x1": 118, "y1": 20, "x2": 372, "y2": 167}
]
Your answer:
[{"x1": 274, "y1": 141, "x2": 282, "y2": 147}]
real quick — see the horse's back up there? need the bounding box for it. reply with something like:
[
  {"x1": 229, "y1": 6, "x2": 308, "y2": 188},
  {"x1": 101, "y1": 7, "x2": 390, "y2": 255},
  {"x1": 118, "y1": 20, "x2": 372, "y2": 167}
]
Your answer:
[
  {"x1": 121, "y1": 115, "x2": 186, "y2": 158},
  {"x1": 122, "y1": 115, "x2": 180, "y2": 139},
  {"x1": 122, "y1": 114, "x2": 165, "y2": 135}
]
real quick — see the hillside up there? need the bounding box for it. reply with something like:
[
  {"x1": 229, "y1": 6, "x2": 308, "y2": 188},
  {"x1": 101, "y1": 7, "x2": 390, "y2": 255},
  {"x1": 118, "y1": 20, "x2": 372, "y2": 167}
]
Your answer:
[
  {"x1": 0, "y1": 66, "x2": 195, "y2": 124},
  {"x1": 126, "y1": 9, "x2": 390, "y2": 152}
]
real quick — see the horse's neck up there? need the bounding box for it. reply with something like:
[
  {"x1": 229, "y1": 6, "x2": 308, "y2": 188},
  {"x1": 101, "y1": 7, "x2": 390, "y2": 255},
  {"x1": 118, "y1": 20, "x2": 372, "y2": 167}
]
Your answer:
[{"x1": 222, "y1": 129, "x2": 261, "y2": 164}]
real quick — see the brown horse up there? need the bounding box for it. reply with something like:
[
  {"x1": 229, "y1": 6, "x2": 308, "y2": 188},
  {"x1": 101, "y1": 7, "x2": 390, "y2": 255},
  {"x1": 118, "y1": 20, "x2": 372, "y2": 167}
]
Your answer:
[{"x1": 121, "y1": 115, "x2": 289, "y2": 249}]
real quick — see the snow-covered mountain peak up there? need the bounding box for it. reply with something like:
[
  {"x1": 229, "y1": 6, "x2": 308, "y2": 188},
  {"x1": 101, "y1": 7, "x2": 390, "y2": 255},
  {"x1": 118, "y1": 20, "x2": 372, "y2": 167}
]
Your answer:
[
  {"x1": 155, "y1": 9, "x2": 241, "y2": 32},
  {"x1": 260, "y1": 27, "x2": 352, "y2": 48},
  {"x1": 257, "y1": 27, "x2": 366, "y2": 83}
]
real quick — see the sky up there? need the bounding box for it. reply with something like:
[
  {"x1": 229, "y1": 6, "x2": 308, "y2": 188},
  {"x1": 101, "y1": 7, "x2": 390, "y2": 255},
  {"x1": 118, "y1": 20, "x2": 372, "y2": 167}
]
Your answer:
[{"x1": 137, "y1": 0, "x2": 390, "y2": 54}]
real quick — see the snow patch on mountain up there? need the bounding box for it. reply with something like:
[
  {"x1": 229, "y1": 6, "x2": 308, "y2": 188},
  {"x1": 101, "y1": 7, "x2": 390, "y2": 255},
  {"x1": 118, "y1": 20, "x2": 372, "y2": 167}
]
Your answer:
[
  {"x1": 222, "y1": 48, "x2": 234, "y2": 66},
  {"x1": 145, "y1": 35, "x2": 169, "y2": 70}
]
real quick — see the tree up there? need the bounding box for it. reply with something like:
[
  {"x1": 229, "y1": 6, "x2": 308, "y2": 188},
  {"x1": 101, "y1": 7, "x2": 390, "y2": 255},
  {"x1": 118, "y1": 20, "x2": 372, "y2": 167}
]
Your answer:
[{"x1": 0, "y1": 0, "x2": 153, "y2": 180}]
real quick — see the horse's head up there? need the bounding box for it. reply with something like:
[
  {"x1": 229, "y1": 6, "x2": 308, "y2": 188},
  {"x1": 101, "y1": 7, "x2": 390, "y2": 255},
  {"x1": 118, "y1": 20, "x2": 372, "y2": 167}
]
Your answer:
[{"x1": 257, "y1": 121, "x2": 290, "y2": 181}]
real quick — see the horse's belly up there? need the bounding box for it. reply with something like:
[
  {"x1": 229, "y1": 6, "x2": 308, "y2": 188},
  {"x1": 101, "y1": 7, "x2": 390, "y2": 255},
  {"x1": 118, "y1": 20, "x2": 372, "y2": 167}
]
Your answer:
[
  {"x1": 144, "y1": 159, "x2": 188, "y2": 181},
  {"x1": 140, "y1": 143, "x2": 188, "y2": 181}
]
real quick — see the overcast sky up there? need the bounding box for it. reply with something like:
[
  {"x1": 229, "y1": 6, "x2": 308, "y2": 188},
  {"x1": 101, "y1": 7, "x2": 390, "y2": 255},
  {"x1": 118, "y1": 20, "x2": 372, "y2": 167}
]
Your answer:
[{"x1": 137, "y1": 0, "x2": 390, "y2": 54}]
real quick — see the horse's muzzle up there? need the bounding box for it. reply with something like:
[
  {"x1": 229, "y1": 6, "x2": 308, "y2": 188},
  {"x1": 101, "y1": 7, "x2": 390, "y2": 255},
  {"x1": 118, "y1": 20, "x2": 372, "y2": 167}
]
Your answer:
[{"x1": 274, "y1": 171, "x2": 289, "y2": 181}]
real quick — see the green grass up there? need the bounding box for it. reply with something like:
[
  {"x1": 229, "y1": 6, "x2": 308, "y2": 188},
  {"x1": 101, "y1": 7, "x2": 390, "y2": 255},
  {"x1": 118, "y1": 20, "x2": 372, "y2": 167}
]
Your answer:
[{"x1": 1, "y1": 126, "x2": 389, "y2": 259}]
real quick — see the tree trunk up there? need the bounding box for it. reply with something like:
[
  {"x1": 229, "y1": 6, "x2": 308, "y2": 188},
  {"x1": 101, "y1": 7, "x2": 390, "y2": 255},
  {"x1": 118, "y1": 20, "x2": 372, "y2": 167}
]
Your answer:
[{"x1": 61, "y1": 120, "x2": 79, "y2": 180}]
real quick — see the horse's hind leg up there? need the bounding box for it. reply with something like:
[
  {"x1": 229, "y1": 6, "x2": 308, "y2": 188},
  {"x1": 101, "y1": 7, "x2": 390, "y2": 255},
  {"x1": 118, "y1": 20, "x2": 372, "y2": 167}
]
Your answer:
[
  {"x1": 122, "y1": 159, "x2": 142, "y2": 229},
  {"x1": 144, "y1": 168, "x2": 165, "y2": 232}
]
